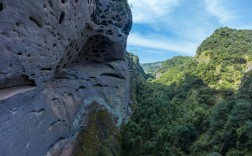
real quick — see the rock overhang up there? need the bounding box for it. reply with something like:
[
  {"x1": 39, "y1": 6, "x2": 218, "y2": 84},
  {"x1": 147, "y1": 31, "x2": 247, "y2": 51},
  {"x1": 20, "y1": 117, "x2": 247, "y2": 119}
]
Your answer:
[{"x1": 0, "y1": 0, "x2": 132, "y2": 92}]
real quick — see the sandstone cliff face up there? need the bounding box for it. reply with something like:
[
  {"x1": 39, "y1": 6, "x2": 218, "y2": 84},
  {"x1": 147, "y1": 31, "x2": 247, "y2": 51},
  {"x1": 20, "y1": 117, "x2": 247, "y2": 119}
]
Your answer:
[{"x1": 0, "y1": 0, "x2": 132, "y2": 155}]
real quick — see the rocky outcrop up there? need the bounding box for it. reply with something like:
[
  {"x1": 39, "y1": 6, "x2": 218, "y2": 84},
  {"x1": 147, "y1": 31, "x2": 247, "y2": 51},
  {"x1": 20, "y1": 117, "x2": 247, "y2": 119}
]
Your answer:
[
  {"x1": 0, "y1": 0, "x2": 132, "y2": 155},
  {"x1": 126, "y1": 52, "x2": 146, "y2": 111}
]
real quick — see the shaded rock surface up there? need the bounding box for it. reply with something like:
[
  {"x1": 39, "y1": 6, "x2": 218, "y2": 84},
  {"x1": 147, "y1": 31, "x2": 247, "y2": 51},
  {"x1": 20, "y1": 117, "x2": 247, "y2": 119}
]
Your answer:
[
  {"x1": 126, "y1": 53, "x2": 147, "y2": 110},
  {"x1": 0, "y1": 0, "x2": 132, "y2": 155}
]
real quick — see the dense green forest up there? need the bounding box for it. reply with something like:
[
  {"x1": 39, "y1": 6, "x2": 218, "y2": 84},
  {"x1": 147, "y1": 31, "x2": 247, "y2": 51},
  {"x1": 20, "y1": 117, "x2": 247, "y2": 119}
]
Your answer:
[{"x1": 121, "y1": 27, "x2": 252, "y2": 156}]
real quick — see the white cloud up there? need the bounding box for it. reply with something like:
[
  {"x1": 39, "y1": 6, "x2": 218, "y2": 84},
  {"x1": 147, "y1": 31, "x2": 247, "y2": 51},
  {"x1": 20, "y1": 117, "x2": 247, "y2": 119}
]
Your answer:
[
  {"x1": 204, "y1": 0, "x2": 234, "y2": 24},
  {"x1": 128, "y1": 46, "x2": 167, "y2": 55},
  {"x1": 127, "y1": 0, "x2": 215, "y2": 48},
  {"x1": 127, "y1": 33, "x2": 198, "y2": 55},
  {"x1": 128, "y1": 0, "x2": 181, "y2": 23}
]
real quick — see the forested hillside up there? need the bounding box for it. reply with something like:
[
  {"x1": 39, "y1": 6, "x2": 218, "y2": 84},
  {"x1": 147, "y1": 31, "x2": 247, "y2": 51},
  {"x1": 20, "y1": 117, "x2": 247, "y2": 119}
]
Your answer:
[
  {"x1": 121, "y1": 27, "x2": 252, "y2": 156},
  {"x1": 195, "y1": 27, "x2": 252, "y2": 89}
]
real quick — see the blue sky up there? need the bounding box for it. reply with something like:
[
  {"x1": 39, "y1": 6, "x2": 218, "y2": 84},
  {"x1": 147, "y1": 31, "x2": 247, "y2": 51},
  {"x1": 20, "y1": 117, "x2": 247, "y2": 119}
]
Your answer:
[{"x1": 126, "y1": 0, "x2": 252, "y2": 63}]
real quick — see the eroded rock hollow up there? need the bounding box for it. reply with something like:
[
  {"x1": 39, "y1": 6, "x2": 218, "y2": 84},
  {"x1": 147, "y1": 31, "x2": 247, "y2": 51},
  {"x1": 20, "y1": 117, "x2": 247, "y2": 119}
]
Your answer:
[{"x1": 0, "y1": 0, "x2": 132, "y2": 155}]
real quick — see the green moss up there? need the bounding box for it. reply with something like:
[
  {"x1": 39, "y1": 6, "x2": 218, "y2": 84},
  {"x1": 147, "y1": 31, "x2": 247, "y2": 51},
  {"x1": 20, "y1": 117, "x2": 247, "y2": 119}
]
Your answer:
[{"x1": 72, "y1": 105, "x2": 121, "y2": 156}]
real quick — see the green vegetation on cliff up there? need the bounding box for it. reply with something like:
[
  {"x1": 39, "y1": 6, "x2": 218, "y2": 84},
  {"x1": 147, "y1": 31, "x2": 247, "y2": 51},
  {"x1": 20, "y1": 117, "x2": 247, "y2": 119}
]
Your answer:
[
  {"x1": 122, "y1": 27, "x2": 252, "y2": 155},
  {"x1": 156, "y1": 28, "x2": 252, "y2": 90},
  {"x1": 196, "y1": 27, "x2": 252, "y2": 89}
]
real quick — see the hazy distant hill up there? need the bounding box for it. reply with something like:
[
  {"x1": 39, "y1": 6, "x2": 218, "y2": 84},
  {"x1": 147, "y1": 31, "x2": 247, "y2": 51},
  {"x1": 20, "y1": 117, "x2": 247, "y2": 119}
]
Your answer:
[{"x1": 141, "y1": 61, "x2": 163, "y2": 74}]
